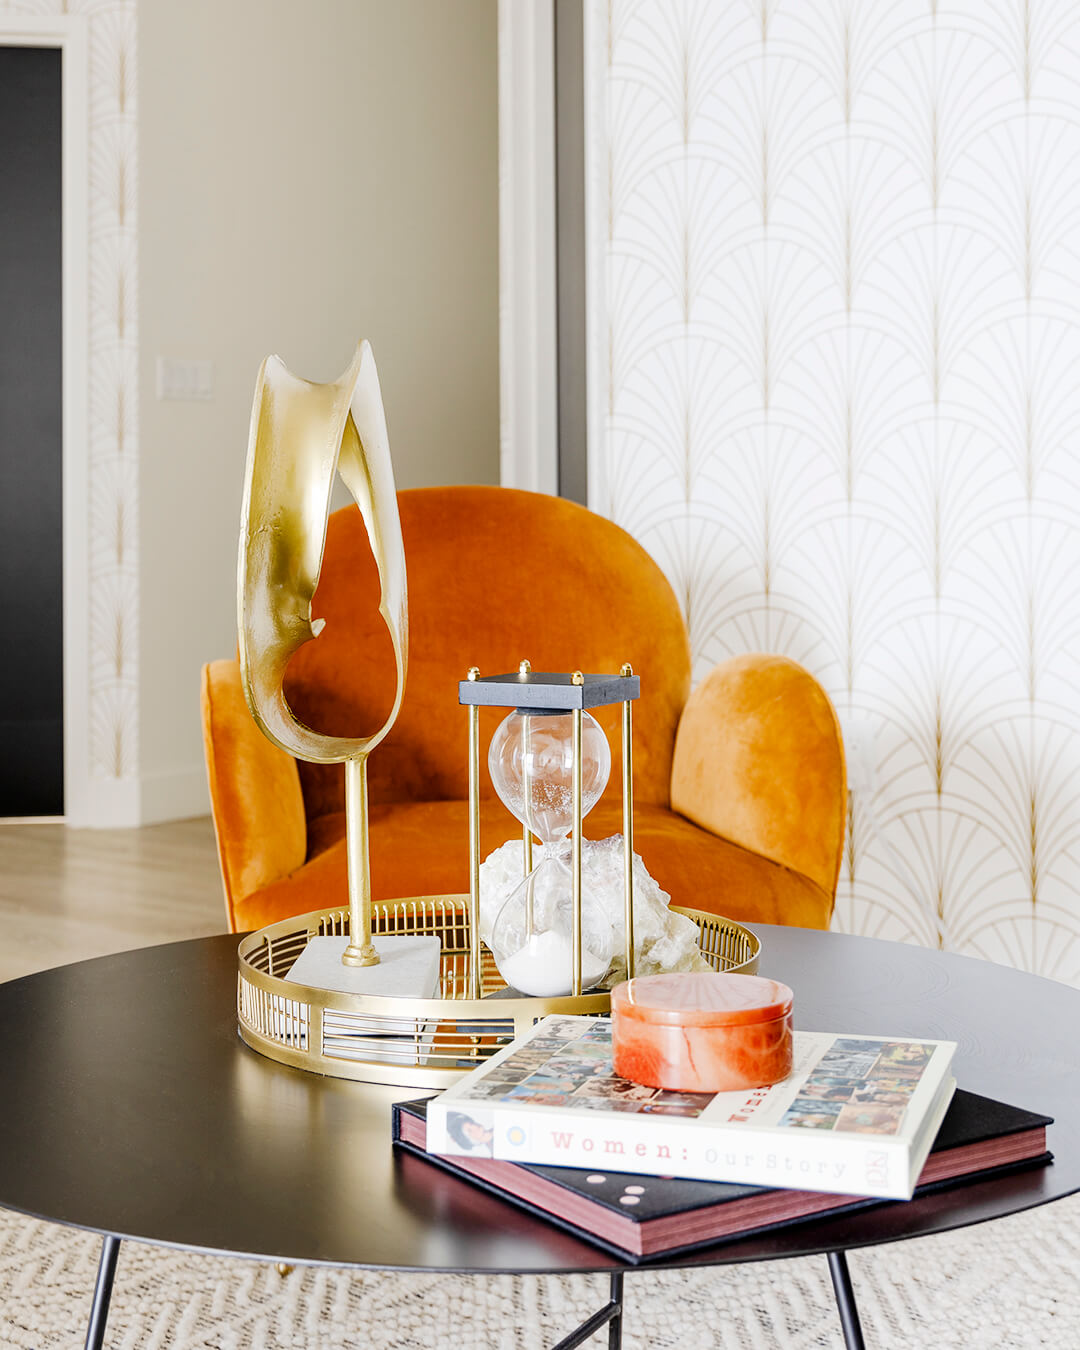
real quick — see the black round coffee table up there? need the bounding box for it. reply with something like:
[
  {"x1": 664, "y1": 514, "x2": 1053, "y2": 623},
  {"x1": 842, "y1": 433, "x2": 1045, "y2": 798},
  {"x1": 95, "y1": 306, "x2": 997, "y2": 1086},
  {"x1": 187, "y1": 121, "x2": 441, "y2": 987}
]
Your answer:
[{"x1": 0, "y1": 926, "x2": 1075, "y2": 1350}]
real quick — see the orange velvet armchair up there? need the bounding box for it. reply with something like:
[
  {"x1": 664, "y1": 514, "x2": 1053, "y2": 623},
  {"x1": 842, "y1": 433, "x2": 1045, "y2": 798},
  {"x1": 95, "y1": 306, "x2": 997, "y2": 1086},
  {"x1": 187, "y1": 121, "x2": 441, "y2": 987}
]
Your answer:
[{"x1": 202, "y1": 486, "x2": 846, "y2": 935}]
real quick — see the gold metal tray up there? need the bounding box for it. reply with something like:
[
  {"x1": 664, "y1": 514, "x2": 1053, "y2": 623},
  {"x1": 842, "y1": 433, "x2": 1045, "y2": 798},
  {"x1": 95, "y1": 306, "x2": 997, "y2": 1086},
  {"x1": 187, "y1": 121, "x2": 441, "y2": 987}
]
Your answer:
[{"x1": 237, "y1": 897, "x2": 761, "y2": 1088}]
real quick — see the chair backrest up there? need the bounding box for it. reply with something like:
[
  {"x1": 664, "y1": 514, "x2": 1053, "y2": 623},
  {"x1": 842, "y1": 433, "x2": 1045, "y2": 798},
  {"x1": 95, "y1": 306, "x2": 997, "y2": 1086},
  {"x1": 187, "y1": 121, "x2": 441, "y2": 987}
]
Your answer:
[{"x1": 282, "y1": 485, "x2": 691, "y2": 822}]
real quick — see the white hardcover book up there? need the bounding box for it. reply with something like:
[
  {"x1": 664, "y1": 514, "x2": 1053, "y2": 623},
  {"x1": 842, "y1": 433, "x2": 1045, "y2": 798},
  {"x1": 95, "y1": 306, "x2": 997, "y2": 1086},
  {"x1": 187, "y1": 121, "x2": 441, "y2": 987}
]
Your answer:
[{"x1": 427, "y1": 1016, "x2": 958, "y2": 1200}]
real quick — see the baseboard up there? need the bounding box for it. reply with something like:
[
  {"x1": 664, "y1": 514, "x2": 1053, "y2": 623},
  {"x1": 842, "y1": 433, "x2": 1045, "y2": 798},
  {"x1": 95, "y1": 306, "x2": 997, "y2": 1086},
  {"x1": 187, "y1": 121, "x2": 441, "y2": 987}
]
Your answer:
[
  {"x1": 63, "y1": 767, "x2": 209, "y2": 828},
  {"x1": 70, "y1": 774, "x2": 140, "y2": 829},
  {"x1": 138, "y1": 766, "x2": 210, "y2": 826}
]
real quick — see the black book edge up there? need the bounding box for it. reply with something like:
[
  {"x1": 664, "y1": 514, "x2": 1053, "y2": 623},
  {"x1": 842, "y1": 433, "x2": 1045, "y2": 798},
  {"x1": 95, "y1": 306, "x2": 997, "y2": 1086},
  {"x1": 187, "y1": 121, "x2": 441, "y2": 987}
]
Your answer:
[
  {"x1": 393, "y1": 1129, "x2": 1052, "y2": 1265},
  {"x1": 392, "y1": 1092, "x2": 1053, "y2": 1265},
  {"x1": 393, "y1": 1134, "x2": 644, "y2": 1262}
]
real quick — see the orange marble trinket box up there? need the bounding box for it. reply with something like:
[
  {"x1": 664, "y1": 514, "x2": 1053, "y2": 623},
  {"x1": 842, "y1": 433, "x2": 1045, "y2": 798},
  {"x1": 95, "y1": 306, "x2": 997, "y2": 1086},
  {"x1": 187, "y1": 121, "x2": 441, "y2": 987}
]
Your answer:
[{"x1": 611, "y1": 972, "x2": 794, "y2": 1093}]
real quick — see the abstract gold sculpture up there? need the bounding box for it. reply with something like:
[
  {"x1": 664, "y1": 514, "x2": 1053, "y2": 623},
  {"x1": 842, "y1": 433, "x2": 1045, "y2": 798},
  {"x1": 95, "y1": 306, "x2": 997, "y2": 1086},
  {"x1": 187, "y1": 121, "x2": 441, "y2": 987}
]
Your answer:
[{"x1": 237, "y1": 342, "x2": 407, "y2": 968}]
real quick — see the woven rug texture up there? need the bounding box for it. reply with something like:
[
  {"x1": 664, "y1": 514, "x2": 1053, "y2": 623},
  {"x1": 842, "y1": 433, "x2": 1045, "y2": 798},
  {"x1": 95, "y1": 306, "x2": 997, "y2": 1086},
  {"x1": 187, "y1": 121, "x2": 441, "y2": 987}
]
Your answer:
[{"x1": 1, "y1": 1195, "x2": 1078, "y2": 1349}]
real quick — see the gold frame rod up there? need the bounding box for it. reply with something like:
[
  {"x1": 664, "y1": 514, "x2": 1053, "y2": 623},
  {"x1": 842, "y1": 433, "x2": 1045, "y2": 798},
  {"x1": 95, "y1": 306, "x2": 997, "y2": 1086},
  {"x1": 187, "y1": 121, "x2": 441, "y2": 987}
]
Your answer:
[
  {"x1": 519, "y1": 658, "x2": 536, "y2": 883},
  {"x1": 621, "y1": 663, "x2": 635, "y2": 978},
  {"x1": 571, "y1": 674, "x2": 584, "y2": 998},
  {"x1": 522, "y1": 711, "x2": 535, "y2": 940},
  {"x1": 518, "y1": 662, "x2": 536, "y2": 942},
  {"x1": 467, "y1": 669, "x2": 482, "y2": 999}
]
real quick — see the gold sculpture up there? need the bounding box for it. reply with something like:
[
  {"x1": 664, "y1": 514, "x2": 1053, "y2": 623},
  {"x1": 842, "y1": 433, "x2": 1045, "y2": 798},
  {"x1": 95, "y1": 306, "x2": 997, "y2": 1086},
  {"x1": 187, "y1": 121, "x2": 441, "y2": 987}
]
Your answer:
[{"x1": 237, "y1": 342, "x2": 407, "y2": 968}]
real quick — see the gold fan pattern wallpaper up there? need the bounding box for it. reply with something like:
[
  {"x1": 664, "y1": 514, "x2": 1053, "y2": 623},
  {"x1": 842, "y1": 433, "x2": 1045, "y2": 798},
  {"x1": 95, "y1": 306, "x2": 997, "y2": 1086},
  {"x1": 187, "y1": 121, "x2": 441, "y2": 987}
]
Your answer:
[
  {"x1": 584, "y1": 0, "x2": 1080, "y2": 981},
  {"x1": 2, "y1": 0, "x2": 138, "y2": 787}
]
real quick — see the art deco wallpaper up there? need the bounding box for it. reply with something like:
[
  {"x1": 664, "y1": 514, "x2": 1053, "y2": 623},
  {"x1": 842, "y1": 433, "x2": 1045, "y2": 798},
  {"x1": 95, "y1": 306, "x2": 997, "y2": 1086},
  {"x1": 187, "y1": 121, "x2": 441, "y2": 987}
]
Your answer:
[{"x1": 585, "y1": 0, "x2": 1080, "y2": 980}]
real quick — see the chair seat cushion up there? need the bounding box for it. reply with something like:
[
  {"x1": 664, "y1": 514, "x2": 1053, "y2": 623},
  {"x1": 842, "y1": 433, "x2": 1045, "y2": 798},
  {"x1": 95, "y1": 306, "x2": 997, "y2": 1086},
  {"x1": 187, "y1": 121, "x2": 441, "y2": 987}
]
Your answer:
[{"x1": 233, "y1": 799, "x2": 832, "y2": 934}]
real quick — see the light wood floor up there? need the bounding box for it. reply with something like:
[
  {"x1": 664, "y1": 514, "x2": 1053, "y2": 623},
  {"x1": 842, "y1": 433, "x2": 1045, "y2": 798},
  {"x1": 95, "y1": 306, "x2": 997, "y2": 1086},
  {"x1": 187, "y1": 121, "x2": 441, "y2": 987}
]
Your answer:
[{"x1": 0, "y1": 817, "x2": 226, "y2": 983}]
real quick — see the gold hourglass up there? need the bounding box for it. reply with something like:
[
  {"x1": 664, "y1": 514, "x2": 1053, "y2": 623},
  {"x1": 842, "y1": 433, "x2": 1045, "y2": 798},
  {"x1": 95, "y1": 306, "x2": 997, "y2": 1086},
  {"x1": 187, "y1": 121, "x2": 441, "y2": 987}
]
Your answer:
[{"x1": 459, "y1": 664, "x2": 639, "y2": 997}]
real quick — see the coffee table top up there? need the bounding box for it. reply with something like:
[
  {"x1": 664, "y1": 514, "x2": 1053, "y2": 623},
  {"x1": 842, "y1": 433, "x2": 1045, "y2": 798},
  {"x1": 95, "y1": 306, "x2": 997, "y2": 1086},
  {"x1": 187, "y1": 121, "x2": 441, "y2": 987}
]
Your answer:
[{"x1": 0, "y1": 926, "x2": 1075, "y2": 1273}]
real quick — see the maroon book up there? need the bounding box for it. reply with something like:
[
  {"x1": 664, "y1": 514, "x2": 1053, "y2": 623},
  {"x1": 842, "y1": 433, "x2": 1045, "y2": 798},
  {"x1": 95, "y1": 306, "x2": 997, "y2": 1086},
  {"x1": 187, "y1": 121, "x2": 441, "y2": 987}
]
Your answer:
[{"x1": 393, "y1": 1090, "x2": 1050, "y2": 1261}]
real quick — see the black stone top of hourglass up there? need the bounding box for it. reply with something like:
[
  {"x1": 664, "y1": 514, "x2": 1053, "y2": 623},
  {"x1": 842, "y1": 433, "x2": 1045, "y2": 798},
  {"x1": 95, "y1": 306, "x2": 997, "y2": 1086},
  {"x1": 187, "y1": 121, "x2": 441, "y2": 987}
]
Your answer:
[{"x1": 458, "y1": 671, "x2": 640, "y2": 712}]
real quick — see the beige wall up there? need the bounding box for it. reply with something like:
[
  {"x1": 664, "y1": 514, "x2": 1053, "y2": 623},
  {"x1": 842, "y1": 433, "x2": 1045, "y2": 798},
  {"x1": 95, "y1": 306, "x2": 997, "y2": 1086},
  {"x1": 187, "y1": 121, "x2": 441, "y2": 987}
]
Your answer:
[{"x1": 137, "y1": 0, "x2": 499, "y2": 820}]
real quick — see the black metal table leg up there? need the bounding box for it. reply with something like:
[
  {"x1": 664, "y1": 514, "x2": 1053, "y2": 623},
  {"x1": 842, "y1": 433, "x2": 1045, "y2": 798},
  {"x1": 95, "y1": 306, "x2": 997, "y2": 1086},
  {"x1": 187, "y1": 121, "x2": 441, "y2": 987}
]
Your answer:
[
  {"x1": 828, "y1": 1250, "x2": 866, "y2": 1350},
  {"x1": 550, "y1": 1269, "x2": 624, "y2": 1350},
  {"x1": 607, "y1": 1271, "x2": 623, "y2": 1350},
  {"x1": 84, "y1": 1234, "x2": 121, "y2": 1350}
]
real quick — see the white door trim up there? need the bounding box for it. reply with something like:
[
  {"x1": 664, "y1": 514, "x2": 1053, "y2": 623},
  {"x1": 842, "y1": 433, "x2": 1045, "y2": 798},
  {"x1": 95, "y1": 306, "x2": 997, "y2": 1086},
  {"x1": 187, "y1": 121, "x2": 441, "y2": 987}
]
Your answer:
[
  {"x1": 0, "y1": 17, "x2": 102, "y2": 826},
  {"x1": 497, "y1": 0, "x2": 558, "y2": 495}
]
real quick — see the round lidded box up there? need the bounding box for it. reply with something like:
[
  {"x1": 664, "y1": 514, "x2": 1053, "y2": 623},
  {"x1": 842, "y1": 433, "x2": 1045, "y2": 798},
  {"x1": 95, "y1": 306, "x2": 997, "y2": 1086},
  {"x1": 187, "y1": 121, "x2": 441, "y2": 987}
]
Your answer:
[{"x1": 611, "y1": 971, "x2": 794, "y2": 1093}]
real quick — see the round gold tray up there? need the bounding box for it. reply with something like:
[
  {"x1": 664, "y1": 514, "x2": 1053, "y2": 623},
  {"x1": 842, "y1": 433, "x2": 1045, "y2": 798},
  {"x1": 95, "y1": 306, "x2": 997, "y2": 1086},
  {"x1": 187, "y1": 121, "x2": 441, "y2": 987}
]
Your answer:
[{"x1": 237, "y1": 896, "x2": 760, "y2": 1088}]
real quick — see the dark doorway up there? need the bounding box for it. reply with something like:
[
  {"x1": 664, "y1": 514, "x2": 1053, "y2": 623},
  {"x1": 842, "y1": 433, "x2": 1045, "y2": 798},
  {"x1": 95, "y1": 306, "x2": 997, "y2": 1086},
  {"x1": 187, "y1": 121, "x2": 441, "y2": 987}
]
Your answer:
[{"x1": 0, "y1": 46, "x2": 64, "y2": 815}]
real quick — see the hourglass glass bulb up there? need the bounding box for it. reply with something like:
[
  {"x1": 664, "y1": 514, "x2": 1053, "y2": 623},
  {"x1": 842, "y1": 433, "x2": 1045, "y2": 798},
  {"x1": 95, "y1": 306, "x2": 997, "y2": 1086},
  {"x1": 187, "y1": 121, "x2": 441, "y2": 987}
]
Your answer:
[{"x1": 489, "y1": 709, "x2": 611, "y2": 844}]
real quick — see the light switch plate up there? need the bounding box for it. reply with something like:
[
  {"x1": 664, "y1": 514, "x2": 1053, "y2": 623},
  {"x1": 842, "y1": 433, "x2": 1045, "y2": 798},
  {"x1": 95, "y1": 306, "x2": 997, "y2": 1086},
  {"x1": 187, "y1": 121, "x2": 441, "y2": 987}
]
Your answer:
[{"x1": 156, "y1": 357, "x2": 214, "y2": 401}]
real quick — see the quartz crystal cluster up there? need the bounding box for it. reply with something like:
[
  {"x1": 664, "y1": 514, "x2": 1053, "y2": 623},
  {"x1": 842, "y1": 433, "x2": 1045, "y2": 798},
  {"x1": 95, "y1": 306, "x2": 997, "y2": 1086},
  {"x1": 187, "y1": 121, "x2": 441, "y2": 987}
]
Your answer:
[{"x1": 479, "y1": 835, "x2": 711, "y2": 991}]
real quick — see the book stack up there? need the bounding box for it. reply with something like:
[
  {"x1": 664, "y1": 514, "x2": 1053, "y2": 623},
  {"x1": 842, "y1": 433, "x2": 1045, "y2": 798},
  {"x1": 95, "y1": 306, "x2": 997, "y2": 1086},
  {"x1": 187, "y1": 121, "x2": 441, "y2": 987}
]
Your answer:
[{"x1": 393, "y1": 1015, "x2": 1052, "y2": 1261}]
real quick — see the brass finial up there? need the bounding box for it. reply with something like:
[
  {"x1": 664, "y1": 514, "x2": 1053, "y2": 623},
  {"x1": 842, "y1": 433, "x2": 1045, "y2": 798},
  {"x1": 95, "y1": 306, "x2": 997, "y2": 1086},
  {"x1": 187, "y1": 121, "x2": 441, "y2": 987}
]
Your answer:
[
  {"x1": 621, "y1": 662, "x2": 633, "y2": 677},
  {"x1": 467, "y1": 666, "x2": 480, "y2": 681},
  {"x1": 571, "y1": 670, "x2": 585, "y2": 686},
  {"x1": 519, "y1": 659, "x2": 532, "y2": 675}
]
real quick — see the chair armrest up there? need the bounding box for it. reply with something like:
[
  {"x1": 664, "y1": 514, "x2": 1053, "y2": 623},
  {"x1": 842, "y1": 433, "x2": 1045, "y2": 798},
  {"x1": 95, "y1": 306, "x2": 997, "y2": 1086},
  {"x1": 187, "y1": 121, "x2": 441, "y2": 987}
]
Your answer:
[
  {"x1": 201, "y1": 659, "x2": 307, "y2": 930},
  {"x1": 670, "y1": 654, "x2": 846, "y2": 904}
]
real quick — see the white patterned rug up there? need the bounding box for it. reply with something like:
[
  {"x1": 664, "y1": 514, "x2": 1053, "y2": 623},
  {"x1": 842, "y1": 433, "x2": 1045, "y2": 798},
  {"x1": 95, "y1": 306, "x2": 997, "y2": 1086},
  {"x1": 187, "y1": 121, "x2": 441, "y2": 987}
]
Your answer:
[{"x1": 1, "y1": 1196, "x2": 1077, "y2": 1349}]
